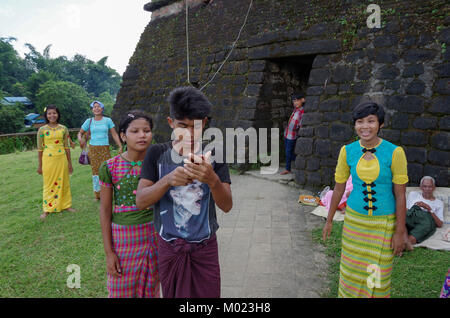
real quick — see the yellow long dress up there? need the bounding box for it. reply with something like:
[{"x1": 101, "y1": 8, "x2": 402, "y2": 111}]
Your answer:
[{"x1": 37, "y1": 124, "x2": 72, "y2": 213}]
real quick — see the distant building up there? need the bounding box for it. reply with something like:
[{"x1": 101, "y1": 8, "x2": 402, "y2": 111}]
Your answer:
[
  {"x1": 1, "y1": 97, "x2": 34, "y2": 108},
  {"x1": 24, "y1": 113, "x2": 46, "y2": 128}
]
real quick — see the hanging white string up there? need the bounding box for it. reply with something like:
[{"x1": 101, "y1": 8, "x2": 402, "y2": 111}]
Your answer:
[
  {"x1": 199, "y1": 0, "x2": 253, "y2": 91},
  {"x1": 185, "y1": 0, "x2": 191, "y2": 85}
]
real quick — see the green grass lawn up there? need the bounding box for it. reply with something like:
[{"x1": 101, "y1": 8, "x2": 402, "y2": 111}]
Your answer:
[
  {"x1": 0, "y1": 148, "x2": 119, "y2": 297},
  {"x1": 312, "y1": 222, "x2": 449, "y2": 298}
]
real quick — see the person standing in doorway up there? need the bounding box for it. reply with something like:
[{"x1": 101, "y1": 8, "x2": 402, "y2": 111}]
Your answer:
[{"x1": 281, "y1": 93, "x2": 305, "y2": 175}]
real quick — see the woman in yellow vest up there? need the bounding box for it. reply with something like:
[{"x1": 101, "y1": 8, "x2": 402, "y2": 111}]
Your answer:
[
  {"x1": 37, "y1": 105, "x2": 75, "y2": 219},
  {"x1": 322, "y1": 101, "x2": 408, "y2": 298}
]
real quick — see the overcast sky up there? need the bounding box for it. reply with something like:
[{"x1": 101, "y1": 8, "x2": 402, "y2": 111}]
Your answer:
[{"x1": 0, "y1": 0, "x2": 151, "y2": 75}]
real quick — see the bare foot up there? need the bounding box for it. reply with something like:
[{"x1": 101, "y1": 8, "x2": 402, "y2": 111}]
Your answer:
[
  {"x1": 405, "y1": 240, "x2": 414, "y2": 251},
  {"x1": 280, "y1": 170, "x2": 292, "y2": 175},
  {"x1": 65, "y1": 208, "x2": 77, "y2": 212},
  {"x1": 40, "y1": 212, "x2": 49, "y2": 220}
]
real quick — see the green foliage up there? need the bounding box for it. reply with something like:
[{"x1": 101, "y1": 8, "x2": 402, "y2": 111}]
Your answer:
[
  {"x1": 0, "y1": 37, "x2": 32, "y2": 93},
  {"x1": 97, "y1": 91, "x2": 115, "y2": 117},
  {"x1": 0, "y1": 104, "x2": 25, "y2": 134},
  {"x1": 25, "y1": 71, "x2": 57, "y2": 101},
  {"x1": 35, "y1": 80, "x2": 91, "y2": 128}
]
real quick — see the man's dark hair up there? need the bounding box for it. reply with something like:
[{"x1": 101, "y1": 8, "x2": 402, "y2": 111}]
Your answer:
[
  {"x1": 168, "y1": 86, "x2": 212, "y2": 120},
  {"x1": 291, "y1": 93, "x2": 305, "y2": 101},
  {"x1": 119, "y1": 109, "x2": 153, "y2": 134},
  {"x1": 352, "y1": 101, "x2": 385, "y2": 126},
  {"x1": 44, "y1": 104, "x2": 60, "y2": 123}
]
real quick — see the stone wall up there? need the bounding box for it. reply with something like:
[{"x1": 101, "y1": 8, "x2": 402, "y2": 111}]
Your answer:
[{"x1": 114, "y1": 0, "x2": 449, "y2": 188}]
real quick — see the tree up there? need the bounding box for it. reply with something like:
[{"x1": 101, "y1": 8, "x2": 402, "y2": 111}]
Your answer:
[
  {"x1": 0, "y1": 104, "x2": 25, "y2": 134},
  {"x1": 25, "y1": 71, "x2": 57, "y2": 100},
  {"x1": 35, "y1": 80, "x2": 92, "y2": 128},
  {"x1": 0, "y1": 37, "x2": 31, "y2": 93},
  {"x1": 97, "y1": 91, "x2": 115, "y2": 117}
]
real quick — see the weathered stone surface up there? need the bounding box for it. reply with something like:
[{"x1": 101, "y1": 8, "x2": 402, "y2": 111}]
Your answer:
[
  {"x1": 439, "y1": 116, "x2": 450, "y2": 131},
  {"x1": 306, "y1": 156, "x2": 320, "y2": 171},
  {"x1": 402, "y1": 64, "x2": 424, "y2": 77},
  {"x1": 391, "y1": 113, "x2": 409, "y2": 129},
  {"x1": 408, "y1": 163, "x2": 424, "y2": 185},
  {"x1": 315, "y1": 126, "x2": 329, "y2": 138},
  {"x1": 404, "y1": 49, "x2": 437, "y2": 62},
  {"x1": 322, "y1": 112, "x2": 340, "y2": 122},
  {"x1": 424, "y1": 165, "x2": 449, "y2": 187},
  {"x1": 302, "y1": 113, "x2": 323, "y2": 126},
  {"x1": 431, "y1": 132, "x2": 450, "y2": 151},
  {"x1": 330, "y1": 124, "x2": 353, "y2": 141},
  {"x1": 319, "y1": 98, "x2": 340, "y2": 112},
  {"x1": 306, "y1": 86, "x2": 324, "y2": 96},
  {"x1": 429, "y1": 96, "x2": 450, "y2": 114},
  {"x1": 380, "y1": 129, "x2": 400, "y2": 143},
  {"x1": 306, "y1": 171, "x2": 322, "y2": 186},
  {"x1": 405, "y1": 147, "x2": 427, "y2": 164},
  {"x1": 401, "y1": 131, "x2": 428, "y2": 146},
  {"x1": 314, "y1": 139, "x2": 331, "y2": 157},
  {"x1": 373, "y1": 35, "x2": 398, "y2": 47},
  {"x1": 375, "y1": 65, "x2": 400, "y2": 80},
  {"x1": 304, "y1": 96, "x2": 320, "y2": 112},
  {"x1": 294, "y1": 170, "x2": 306, "y2": 185},
  {"x1": 434, "y1": 79, "x2": 450, "y2": 95},
  {"x1": 373, "y1": 49, "x2": 400, "y2": 63},
  {"x1": 249, "y1": 60, "x2": 266, "y2": 72},
  {"x1": 332, "y1": 65, "x2": 356, "y2": 83},
  {"x1": 308, "y1": 69, "x2": 331, "y2": 85},
  {"x1": 436, "y1": 63, "x2": 450, "y2": 78},
  {"x1": 387, "y1": 96, "x2": 424, "y2": 113},
  {"x1": 428, "y1": 150, "x2": 450, "y2": 167},
  {"x1": 312, "y1": 55, "x2": 330, "y2": 68},
  {"x1": 248, "y1": 72, "x2": 265, "y2": 84},
  {"x1": 298, "y1": 127, "x2": 314, "y2": 137},
  {"x1": 295, "y1": 156, "x2": 306, "y2": 169},
  {"x1": 295, "y1": 138, "x2": 313, "y2": 156},
  {"x1": 412, "y1": 117, "x2": 438, "y2": 130},
  {"x1": 406, "y1": 80, "x2": 425, "y2": 95}
]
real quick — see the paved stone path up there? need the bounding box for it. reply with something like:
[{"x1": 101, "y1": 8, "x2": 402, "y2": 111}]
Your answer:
[{"x1": 216, "y1": 170, "x2": 329, "y2": 298}]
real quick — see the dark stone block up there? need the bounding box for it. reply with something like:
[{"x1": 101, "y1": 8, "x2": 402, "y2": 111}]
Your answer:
[
  {"x1": 391, "y1": 113, "x2": 409, "y2": 129},
  {"x1": 330, "y1": 124, "x2": 353, "y2": 141},
  {"x1": 406, "y1": 80, "x2": 425, "y2": 95},
  {"x1": 438, "y1": 27, "x2": 450, "y2": 44},
  {"x1": 429, "y1": 96, "x2": 450, "y2": 114},
  {"x1": 306, "y1": 156, "x2": 320, "y2": 171},
  {"x1": 431, "y1": 132, "x2": 450, "y2": 150},
  {"x1": 298, "y1": 127, "x2": 314, "y2": 137},
  {"x1": 379, "y1": 129, "x2": 400, "y2": 143},
  {"x1": 322, "y1": 112, "x2": 341, "y2": 122},
  {"x1": 387, "y1": 95, "x2": 424, "y2": 113},
  {"x1": 408, "y1": 163, "x2": 424, "y2": 185},
  {"x1": 417, "y1": 34, "x2": 434, "y2": 46},
  {"x1": 319, "y1": 98, "x2": 340, "y2": 112},
  {"x1": 352, "y1": 82, "x2": 369, "y2": 94},
  {"x1": 321, "y1": 169, "x2": 333, "y2": 187},
  {"x1": 312, "y1": 55, "x2": 330, "y2": 68},
  {"x1": 320, "y1": 158, "x2": 337, "y2": 167},
  {"x1": 339, "y1": 83, "x2": 352, "y2": 94},
  {"x1": 295, "y1": 138, "x2": 313, "y2": 156},
  {"x1": 294, "y1": 170, "x2": 306, "y2": 185},
  {"x1": 306, "y1": 171, "x2": 322, "y2": 186},
  {"x1": 385, "y1": 80, "x2": 401, "y2": 90},
  {"x1": 314, "y1": 139, "x2": 331, "y2": 157},
  {"x1": 304, "y1": 96, "x2": 320, "y2": 112},
  {"x1": 404, "y1": 49, "x2": 437, "y2": 62},
  {"x1": 248, "y1": 72, "x2": 264, "y2": 84},
  {"x1": 306, "y1": 86, "x2": 324, "y2": 96},
  {"x1": 375, "y1": 65, "x2": 400, "y2": 80},
  {"x1": 246, "y1": 84, "x2": 262, "y2": 96},
  {"x1": 428, "y1": 150, "x2": 450, "y2": 167},
  {"x1": 402, "y1": 64, "x2": 424, "y2": 77},
  {"x1": 374, "y1": 49, "x2": 400, "y2": 63},
  {"x1": 243, "y1": 97, "x2": 258, "y2": 109},
  {"x1": 344, "y1": 51, "x2": 365, "y2": 63},
  {"x1": 401, "y1": 131, "x2": 428, "y2": 146},
  {"x1": 341, "y1": 112, "x2": 353, "y2": 124},
  {"x1": 325, "y1": 84, "x2": 338, "y2": 95},
  {"x1": 357, "y1": 65, "x2": 372, "y2": 81},
  {"x1": 249, "y1": 60, "x2": 266, "y2": 72},
  {"x1": 424, "y1": 165, "x2": 449, "y2": 187},
  {"x1": 373, "y1": 35, "x2": 398, "y2": 47},
  {"x1": 332, "y1": 65, "x2": 356, "y2": 83},
  {"x1": 302, "y1": 113, "x2": 323, "y2": 126},
  {"x1": 315, "y1": 126, "x2": 329, "y2": 138},
  {"x1": 434, "y1": 78, "x2": 450, "y2": 95},
  {"x1": 439, "y1": 116, "x2": 450, "y2": 131},
  {"x1": 401, "y1": 34, "x2": 416, "y2": 47},
  {"x1": 436, "y1": 63, "x2": 450, "y2": 78},
  {"x1": 294, "y1": 156, "x2": 306, "y2": 169},
  {"x1": 405, "y1": 147, "x2": 427, "y2": 164},
  {"x1": 412, "y1": 117, "x2": 438, "y2": 130},
  {"x1": 308, "y1": 68, "x2": 331, "y2": 86}
]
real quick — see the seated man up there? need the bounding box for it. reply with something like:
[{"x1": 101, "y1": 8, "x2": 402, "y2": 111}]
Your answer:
[{"x1": 404, "y1": 176, "x2": 444, "y2": 250}]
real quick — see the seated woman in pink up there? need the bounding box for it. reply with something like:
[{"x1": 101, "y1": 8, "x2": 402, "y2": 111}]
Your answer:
[{"x1": 320, "y1": 176, "x2": 353, "y2": 212}]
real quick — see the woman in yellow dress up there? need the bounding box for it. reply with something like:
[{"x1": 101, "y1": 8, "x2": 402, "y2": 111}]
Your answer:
[
  {"x1": 37, "y1": 105, "x2": 75, "y2": 219},
  {"x1": 322, "y1": 101, "x2": 408, "y2": 298}
]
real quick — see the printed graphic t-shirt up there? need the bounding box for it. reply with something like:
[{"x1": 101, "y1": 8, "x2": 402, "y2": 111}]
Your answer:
[
  {"x1": 81, "y1": 117, "x2": 115, "y2": 146},
  {"x1": 140, "y1": 142, "x2": 231, "y2": 243}
]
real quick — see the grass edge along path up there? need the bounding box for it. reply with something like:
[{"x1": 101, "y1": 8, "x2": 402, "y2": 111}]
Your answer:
[{"x1": 312, "y1": 222, "x2": 449, "y2": 298}]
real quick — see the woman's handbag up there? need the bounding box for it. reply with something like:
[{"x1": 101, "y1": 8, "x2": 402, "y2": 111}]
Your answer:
[
  {"x1": 79, "y1": 149, "x2": 90, "y2": 165},
  {"x1": 78, "y1": 118, "x2": 92, "y2": 165}
]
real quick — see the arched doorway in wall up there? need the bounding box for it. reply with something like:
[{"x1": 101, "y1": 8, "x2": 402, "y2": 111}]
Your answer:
[{"x1": 254, "y1": 55, "x2": 315, "y2": 164}]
